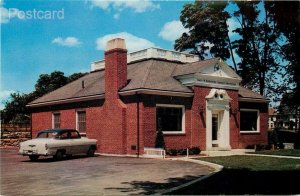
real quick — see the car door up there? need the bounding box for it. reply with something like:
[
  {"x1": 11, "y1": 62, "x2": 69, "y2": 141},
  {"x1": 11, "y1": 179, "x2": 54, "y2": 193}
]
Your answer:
[
  {"x1": 69, "y1": 130, "x2": 84, "y2": 154},
  {"x1": 56, "y1": 130, "x2": 72, "y2": 154}
]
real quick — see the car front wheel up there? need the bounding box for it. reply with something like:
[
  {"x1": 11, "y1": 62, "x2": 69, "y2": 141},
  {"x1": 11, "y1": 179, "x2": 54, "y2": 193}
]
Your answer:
[
  {"x1": 29, "y1": 155, "x2": 39, "y2": 161},
  {"x1": 87, "y1": 147, "x2": 95, "y2": 157}
]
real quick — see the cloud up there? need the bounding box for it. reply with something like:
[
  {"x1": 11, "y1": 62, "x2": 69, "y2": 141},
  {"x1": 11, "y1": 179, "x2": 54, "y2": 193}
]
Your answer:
[
  {"x1": 113, "y1": 13, "x2": 120, "y2": 19},
  {"x1": 159, "y1": 20, "x2": 188, "y2": 42},
  {"x1": 52, "y1": 37, "x2": 82, "y2": 47},
  {"x1": 96, "y1": 32, "x2": 155, "y2": 52},
  {"x1": 0, "y1": 90, "x2": 14, "y2": 109},
  {"x1": 0, "y1": 0, "x2": 22, "y2": 24},
  {"x1": 90, "y1": 0, "x2": 159, "y2": 13},
  {"x1": 227, "y1": 18, "x2": 240, "y2": 39}
]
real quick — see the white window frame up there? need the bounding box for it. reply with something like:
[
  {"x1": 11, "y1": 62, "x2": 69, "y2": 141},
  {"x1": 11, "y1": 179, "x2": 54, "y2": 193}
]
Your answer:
[
  {"x1": 240, "y1": 109, "x2": 260, "y2": 133},
  {"x1": 156, "y1": 104, "x2": 185, "y2": 134},
  {"x1": 76, "y1": 110, "x2": 86, "y2": 134},
  {"x1": 52, "y1": 112, "x2": 60, "y2": 129}
]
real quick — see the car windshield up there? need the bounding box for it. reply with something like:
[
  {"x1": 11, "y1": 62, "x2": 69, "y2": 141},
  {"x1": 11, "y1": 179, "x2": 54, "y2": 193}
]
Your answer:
[{"x1": 36, "y1": 131, "x2": 58, "y2": 138}]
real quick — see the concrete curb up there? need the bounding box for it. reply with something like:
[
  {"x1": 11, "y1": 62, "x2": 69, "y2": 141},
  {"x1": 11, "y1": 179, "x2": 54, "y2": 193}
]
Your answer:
[
  {"x1": 156, "y1": 158, "x2": 224, "y2": 195},
  {"x1": 245, "y1": 153, "x2": 300, "y2": 159}
]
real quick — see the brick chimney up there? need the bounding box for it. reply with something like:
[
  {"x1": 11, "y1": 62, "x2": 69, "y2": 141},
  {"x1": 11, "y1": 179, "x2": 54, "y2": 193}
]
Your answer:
[{"x1": 104, "y1": 38, "x2": 127, "y2": 99}]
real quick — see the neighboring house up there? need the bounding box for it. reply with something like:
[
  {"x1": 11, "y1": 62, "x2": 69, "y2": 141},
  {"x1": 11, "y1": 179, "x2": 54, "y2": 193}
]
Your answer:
[
  {"x1": 268, "y1": 108, "x2": 277, "y2": 130},
  {"x1": 277, "y1": 110, "x2": 299, "y2": 131},
  {"x1": 27, "y1": 38, "x2": 268, "y2": 156}
]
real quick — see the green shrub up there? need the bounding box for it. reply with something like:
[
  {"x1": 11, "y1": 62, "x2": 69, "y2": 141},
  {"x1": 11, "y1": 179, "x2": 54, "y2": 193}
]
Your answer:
[
  {"x1": 189, "y1": 146, "x2": 201, "y2": 155},
  {"x1": 155, "y1": 128, "x2": 165, "y2": 149},
  {"x1": 166, "y1": 149, "x2": 178, "y2": 156}
]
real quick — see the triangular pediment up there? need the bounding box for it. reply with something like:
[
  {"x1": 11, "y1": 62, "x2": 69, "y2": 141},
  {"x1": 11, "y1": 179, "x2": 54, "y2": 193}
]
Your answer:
[
  {"x1": 200, "y1": 59, "x2": 241, "y2": 80},
  {"x1": 175, "y1": 58, "x2": 241, "y2": 90}
]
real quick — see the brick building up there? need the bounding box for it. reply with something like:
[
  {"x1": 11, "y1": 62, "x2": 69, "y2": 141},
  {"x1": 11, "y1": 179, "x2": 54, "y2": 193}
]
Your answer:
[{"x1": 27, "y1": 38, "x2": 268, "y2": 156}]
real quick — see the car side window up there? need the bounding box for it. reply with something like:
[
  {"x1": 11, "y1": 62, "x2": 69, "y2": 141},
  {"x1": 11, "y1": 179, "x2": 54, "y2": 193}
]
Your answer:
[
  {"x1": 57, "y1": 131, "x2": 69, "y2": 139},
  {"x1": 70, "y1": 131, "x2": 80, "y2": 139}
]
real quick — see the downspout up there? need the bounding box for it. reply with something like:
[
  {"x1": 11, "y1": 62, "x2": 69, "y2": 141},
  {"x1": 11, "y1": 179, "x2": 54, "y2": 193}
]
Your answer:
[
  {"x1": 30, "y1": 113, "x2": 32, "y2": 139},
  {"x1": 136, "y1": 92, "x2": 140, "y2": 158}
]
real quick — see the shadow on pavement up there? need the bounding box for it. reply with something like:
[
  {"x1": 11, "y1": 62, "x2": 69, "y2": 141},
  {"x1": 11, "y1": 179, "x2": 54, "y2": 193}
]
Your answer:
[
  {"x1": 21, "y1": 154, "x2": 100, "y2": 163},
  {"x1": 168, "y1": 168, "x2": 300, "y2": 195},
  {"x1": 105, "y1": 175, "x2": 202, "y2": 195}
]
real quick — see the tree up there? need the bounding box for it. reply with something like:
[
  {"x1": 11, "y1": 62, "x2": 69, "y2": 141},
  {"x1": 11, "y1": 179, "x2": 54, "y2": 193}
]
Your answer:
[
  {"x1": 1, "y1": 71, "x2": 87, "y2": 123},
  {"x1": 232, "y1": 1, "x2": 285, "y2": 98},
  {"x1": 176, "y1": 1, "x2": 290, "y2": 103},
  {"x1": 267, "y1": 2, "x2": 300, "y2": 110},
  {"x1": 175, "y1": 1, "x2": 238, "y2": 71},
  {"x1": 34, "y1": 71, "x2": 68, "y2": 97},
  {"x1": 1, "y1": 92, "x2": 36, "y2": 123}
]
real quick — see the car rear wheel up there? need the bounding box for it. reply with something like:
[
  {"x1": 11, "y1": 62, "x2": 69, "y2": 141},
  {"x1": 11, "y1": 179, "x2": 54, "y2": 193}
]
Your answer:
[
  {"x1": 54, "y1": 150, "x2": 64, "y2": 161},
  {"x1": 87, "y1": 147, "x2": 95, "y2": 157},
  {"x1": 29, "y1": 155, "x2": 39, "y2": 161}
]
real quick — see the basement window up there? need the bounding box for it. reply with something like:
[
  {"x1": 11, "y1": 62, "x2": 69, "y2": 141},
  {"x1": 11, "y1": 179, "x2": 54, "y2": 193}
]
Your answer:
[
  {"x1": 156, "y1": 104, "x2": 185, "y2": 134},
  {"x1": 240, "y1": 109, "x2": 260, "y2": 133},
  {"x1": 76, "y1": 111, "x2": 86, "y2": 133},
  {"x1": 52, "y1": 113, "x2": 60, "y2": 129}
]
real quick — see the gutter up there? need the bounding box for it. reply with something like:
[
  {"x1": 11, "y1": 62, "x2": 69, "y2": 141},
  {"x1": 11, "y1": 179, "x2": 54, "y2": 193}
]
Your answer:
[
  {"x1": 26, "y1": 94, "x2": 105, "y2": 108},
  {"x1": 238, "y1": 97, "x2": 269, "y2": 103},
  {"x1": 119, "y1": 88, "x2": 194, "y2": 97}
]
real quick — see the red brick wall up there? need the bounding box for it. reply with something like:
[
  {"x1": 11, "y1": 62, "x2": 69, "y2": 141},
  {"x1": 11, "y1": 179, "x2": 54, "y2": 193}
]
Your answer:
[
  {"x1": 32, "y1": 112, "x2": 52, "y2": 137},
  {"x1": 237, "y1": 101, "x2": 268, "y2": 148},
  {"x1": 227, "y1": 90, "x2": 240, "y2": 149},
  {"x1": 60, "y1": 110, "x2": 76, "y2": 129},
  {"x1": 142, "y1": 95, "x2": 193, "y2": 150},
  {"x1": 191, "y1": 87, "x2": 211, "y2": 150},
  {"x1": 97, "y1": 47, "x2": 128, "y2": 154}
]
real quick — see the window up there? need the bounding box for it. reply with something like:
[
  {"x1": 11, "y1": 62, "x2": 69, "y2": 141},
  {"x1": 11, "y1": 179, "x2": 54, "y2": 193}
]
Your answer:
[
  {"x1": 77, "y1": 111, "x2": 86, "y2": 133},
  {"x1": 156, "y1": 104, "x2": 185, "y2": 134},
  {"x1": 70, "y1": 130, "x2": 81, "y2": 139},
  {"x1": 240, "y1": 109, "x2": 260, "y2": 132},
  {"x1": 53, "y1": 113, "x2": 60, "y2": 128}
]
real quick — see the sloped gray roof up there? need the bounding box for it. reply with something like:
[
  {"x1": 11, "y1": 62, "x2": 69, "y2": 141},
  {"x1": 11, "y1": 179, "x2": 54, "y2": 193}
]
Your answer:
[
  {"x1": 30, "y1": 71, "x2": 105, "y2": 105},
  {"x1": 29, "y1": 58, "x2": 267, "y2": 106},
  {"x1": 238, "y1": 86, "x2": 266, "y2": 100},
  {"x1": 172, "y1": 58, "x2": 220, "y2": 77},
  {"x1": 121, "y1": 59, "x2": 192, "y2": 93}
]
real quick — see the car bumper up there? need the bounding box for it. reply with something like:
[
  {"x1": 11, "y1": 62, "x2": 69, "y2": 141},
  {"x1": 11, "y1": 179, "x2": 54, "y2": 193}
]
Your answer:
[{"x1": 19, "y1": 150, "x2": 51, "y2": 156}]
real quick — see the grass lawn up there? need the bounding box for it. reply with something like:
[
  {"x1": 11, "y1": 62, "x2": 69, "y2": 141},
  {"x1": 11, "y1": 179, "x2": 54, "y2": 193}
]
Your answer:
[
  {"x1": 168, "y1": 155, "x2": 300, "y2": 195},
  {"x1": 250, "y1": 149, "x2": 300, "y2": 157}
]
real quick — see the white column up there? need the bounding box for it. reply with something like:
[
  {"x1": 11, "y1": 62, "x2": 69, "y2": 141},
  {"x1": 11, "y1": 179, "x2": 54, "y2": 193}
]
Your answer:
[{"x1": 219, "y1": 108, "x2": 231, "y2": 149}]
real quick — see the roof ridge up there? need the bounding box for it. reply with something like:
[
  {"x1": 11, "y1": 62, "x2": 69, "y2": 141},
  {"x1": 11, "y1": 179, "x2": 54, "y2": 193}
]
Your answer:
[{"x1": 140, "y1": 60, "x2": 154, "y2": 88}]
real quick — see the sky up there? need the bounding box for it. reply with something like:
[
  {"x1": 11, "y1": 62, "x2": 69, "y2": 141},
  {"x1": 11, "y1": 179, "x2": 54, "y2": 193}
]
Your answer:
[{"x1": 1, "y1": 0, "x2": 240, "y2": 109}]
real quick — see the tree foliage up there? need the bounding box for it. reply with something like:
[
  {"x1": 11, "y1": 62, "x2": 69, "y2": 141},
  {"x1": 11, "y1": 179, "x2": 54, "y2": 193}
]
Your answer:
[
  {"x1": 175, "y1": 1, "x2": 298, "y2": 104},
  {"x1": 232, "y1": 1, "x2": 285, "y2": 97},
  {"x1": 267, "y1": 1, "x2": 300, "y2": 108},
  {"x1": 175, "y1": 1, "x2": 236, "y2": 69},
  {"x1": 1, "y1": 71, "x2": 87, "y2": 123}
]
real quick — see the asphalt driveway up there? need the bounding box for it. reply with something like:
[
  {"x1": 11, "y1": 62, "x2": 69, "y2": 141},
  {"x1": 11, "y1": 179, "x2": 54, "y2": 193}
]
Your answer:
[{"x1": 0, "y1": 149, "x2": 213, "y2": 195}]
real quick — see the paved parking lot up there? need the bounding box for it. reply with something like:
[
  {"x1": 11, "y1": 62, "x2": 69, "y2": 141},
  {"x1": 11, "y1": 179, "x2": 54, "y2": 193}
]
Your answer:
[{"x1": 1, "y1": 149, "x2": 213, "y2": 195}]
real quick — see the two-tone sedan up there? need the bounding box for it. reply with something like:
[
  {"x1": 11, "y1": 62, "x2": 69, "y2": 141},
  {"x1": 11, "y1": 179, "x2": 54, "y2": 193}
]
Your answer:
[{"x1": 19, "y1": 129, "x2": 97, "y2": 161}]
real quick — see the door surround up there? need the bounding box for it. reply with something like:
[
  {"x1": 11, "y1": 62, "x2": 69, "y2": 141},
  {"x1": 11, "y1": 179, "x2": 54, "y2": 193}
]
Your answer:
[{"x1": 205, "y1": 89, "x2": 232, "y2": 150}]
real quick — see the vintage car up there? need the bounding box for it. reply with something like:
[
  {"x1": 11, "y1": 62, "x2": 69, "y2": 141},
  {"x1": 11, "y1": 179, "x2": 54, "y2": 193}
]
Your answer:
[{"x1": 19, "y1": 129, "x2": 97, "y2": 161}]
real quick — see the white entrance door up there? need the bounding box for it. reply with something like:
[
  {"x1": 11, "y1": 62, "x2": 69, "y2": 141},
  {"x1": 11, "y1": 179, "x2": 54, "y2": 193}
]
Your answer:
[{"x1": 212, "y1": 114, "x2": 219, "y2": 146}]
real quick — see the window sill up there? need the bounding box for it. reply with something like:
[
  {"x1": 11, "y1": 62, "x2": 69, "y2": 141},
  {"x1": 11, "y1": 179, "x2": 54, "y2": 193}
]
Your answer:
[
  {"x1": 163, "y1": 132, "x2": 186, "y2": 136},
  {"x1": 240, "y1": 131, "x2": 260, "y2": 134},
  {"x1": 79, "y1": 132, "x2": 87, "y2": 137}
]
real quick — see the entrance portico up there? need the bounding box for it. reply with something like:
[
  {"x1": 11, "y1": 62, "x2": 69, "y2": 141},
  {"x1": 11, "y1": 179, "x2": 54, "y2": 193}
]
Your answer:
[{"x1": 206, "y1": 89, "x2": 231, "y2": 150}]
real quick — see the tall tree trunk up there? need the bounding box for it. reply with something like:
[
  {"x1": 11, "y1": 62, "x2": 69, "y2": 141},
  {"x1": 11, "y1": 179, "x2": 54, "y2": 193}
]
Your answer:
[{"x1": 227, "y1": 34, "x2": 238, "y2": 72}]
